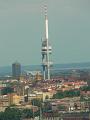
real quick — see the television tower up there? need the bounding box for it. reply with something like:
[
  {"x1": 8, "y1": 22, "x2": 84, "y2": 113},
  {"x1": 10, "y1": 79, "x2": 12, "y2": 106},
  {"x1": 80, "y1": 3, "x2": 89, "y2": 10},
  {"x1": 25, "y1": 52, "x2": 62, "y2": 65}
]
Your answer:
[{"x1": 41, "y1": 5, "x2": 52, "y2": 80}]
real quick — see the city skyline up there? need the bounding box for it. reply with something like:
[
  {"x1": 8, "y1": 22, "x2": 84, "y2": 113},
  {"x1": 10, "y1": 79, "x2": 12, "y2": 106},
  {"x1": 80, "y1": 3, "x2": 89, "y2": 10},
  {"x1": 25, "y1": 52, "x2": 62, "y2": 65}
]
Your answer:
[{"x1": 0, "y1": 0, "x2": 90, "y2": 66}]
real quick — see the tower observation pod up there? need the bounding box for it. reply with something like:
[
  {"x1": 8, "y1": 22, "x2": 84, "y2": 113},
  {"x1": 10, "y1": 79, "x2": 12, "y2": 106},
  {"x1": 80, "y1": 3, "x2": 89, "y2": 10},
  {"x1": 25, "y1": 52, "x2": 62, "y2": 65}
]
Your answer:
[{"x1": 41, "y1": 5, "x2": 53, "y2": 80}]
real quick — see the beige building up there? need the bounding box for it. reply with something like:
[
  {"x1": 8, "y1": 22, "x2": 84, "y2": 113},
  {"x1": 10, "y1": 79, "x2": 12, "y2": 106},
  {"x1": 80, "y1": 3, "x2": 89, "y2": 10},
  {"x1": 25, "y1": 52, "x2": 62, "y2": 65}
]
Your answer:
[
  {"x1": 30, "y1": 91, "x2": 54, "y2": 101},
  {"x1": 8, "y1": 93, "x2": 21, "y2": 105}
]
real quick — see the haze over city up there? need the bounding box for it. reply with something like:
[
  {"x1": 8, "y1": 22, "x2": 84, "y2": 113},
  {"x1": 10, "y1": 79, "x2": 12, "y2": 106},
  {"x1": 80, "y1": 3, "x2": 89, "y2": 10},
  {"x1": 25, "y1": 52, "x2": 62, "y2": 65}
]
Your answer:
[
  {"x1": 0, "y1": 1, "x2": 90, "y2": 120},
  {"x1": 0, "y1": 0, "x2": 90, "y2": 66}
]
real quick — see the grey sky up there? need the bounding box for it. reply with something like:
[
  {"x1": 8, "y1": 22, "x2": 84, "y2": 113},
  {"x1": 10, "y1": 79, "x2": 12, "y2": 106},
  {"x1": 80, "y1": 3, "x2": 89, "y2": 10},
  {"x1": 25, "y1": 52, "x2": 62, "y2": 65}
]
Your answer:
[{"x1": 0, "y1": 0, "x2": 90, "y2": 66}]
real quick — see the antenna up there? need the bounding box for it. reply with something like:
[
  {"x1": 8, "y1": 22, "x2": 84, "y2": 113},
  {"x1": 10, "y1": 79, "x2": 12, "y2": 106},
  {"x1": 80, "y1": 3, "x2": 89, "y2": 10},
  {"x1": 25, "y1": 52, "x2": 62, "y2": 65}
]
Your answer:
[{"x1": 44, "y1": 4, "x2": 47, "y2": 17}]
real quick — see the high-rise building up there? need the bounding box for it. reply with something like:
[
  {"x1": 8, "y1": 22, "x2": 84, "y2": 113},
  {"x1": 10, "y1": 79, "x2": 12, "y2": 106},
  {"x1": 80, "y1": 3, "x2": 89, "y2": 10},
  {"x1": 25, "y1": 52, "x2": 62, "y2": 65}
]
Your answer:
[{"x1": 12, "y1": 62, "x2": 21, "y2": 80}]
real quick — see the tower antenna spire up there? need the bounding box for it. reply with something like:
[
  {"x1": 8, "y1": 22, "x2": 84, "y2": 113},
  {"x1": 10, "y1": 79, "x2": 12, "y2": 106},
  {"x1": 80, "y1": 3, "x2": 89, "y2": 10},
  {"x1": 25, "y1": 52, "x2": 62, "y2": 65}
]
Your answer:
[{"x1": 44, "y1": 4, "x2": 47, "y2": 17}]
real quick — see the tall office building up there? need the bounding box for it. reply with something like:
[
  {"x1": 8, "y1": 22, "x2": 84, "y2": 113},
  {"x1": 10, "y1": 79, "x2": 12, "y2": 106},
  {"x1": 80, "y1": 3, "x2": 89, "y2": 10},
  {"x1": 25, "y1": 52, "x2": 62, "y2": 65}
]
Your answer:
[{"x1": 12, "y1": 62, "x2": 21, "y2": 80}]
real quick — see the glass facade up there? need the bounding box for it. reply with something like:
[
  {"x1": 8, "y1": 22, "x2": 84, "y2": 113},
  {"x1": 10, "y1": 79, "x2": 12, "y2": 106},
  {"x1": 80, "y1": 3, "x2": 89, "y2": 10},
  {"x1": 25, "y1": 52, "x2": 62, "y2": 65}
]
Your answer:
[{"x1": 12, "y1": 62, "x2": 21, "y2": 79}]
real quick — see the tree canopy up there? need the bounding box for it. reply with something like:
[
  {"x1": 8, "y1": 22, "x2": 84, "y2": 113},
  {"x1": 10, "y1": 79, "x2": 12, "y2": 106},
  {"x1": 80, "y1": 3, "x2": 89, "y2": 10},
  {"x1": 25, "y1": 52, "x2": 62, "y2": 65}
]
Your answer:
[
  {"x1": 0, "y1": 107, "x2": 40, "y2": 120},
  {"x1": 0, "y1": 107, "x2": 21, "y2": 120},
  {"x1": 53, "y1": 90, "x2": 80, "y2": 99},
  {"x1": 80, "y1": 86, "x2": 90, "y2": 91},
  {"x1": 1, "y1": 87, "x2": 14, "y2": 95}
]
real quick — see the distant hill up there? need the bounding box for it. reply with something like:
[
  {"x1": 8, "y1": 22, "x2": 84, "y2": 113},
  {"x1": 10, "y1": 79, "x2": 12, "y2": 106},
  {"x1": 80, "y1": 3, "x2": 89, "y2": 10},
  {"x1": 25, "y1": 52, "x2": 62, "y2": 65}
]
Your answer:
[
  {"x1": 0, "y1": 62, "x2": 90, "y2": 76},
  {"x1": 54, "y1": 62, "x2": 90, "y2": 70}
]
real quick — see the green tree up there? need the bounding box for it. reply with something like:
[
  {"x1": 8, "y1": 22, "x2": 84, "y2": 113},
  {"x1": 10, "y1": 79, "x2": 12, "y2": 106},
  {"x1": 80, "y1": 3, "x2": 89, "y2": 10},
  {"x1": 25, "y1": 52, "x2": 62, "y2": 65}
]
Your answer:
[
  {"x1": 43, "y1": 101, "x2": 52, "y2": 112},
  {"x1": 80, "y1": 86, "x2": 90, "y2": 91},
  {"x1": 53, "y1": 91, "x2": 64, "y2": 99},
  {"x1": 53, "y1": 90, "x2": 80, "y2": 99},
  {"x1": 31, "y1": 99, "x2": 42, "y2": 107},
  {"x1": 1, "y1": 87, "x2": 14, "y2": 95},
  {"x1": 22, "y1": 108, "x2": 40, "y2": 119},
  {"x1": 0, "y1": 112, "x2": 4, "y2": 120},
  {"x1": 22, "y1": 109, "x2": 33, "y2": 118},
  {"x1": 4, "y1": 107, "x2": 22, "y2": 120},
  {"x1": 58, "y1": 105, "x2": 66, "y2": 111}
]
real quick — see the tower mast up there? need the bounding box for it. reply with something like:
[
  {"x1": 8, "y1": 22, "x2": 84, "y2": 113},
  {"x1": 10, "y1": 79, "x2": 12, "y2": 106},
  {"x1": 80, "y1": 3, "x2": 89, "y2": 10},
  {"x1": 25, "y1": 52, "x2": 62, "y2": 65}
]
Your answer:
[{"x1": 41, "y1": 5, "x2": 52, "y2": 80}]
